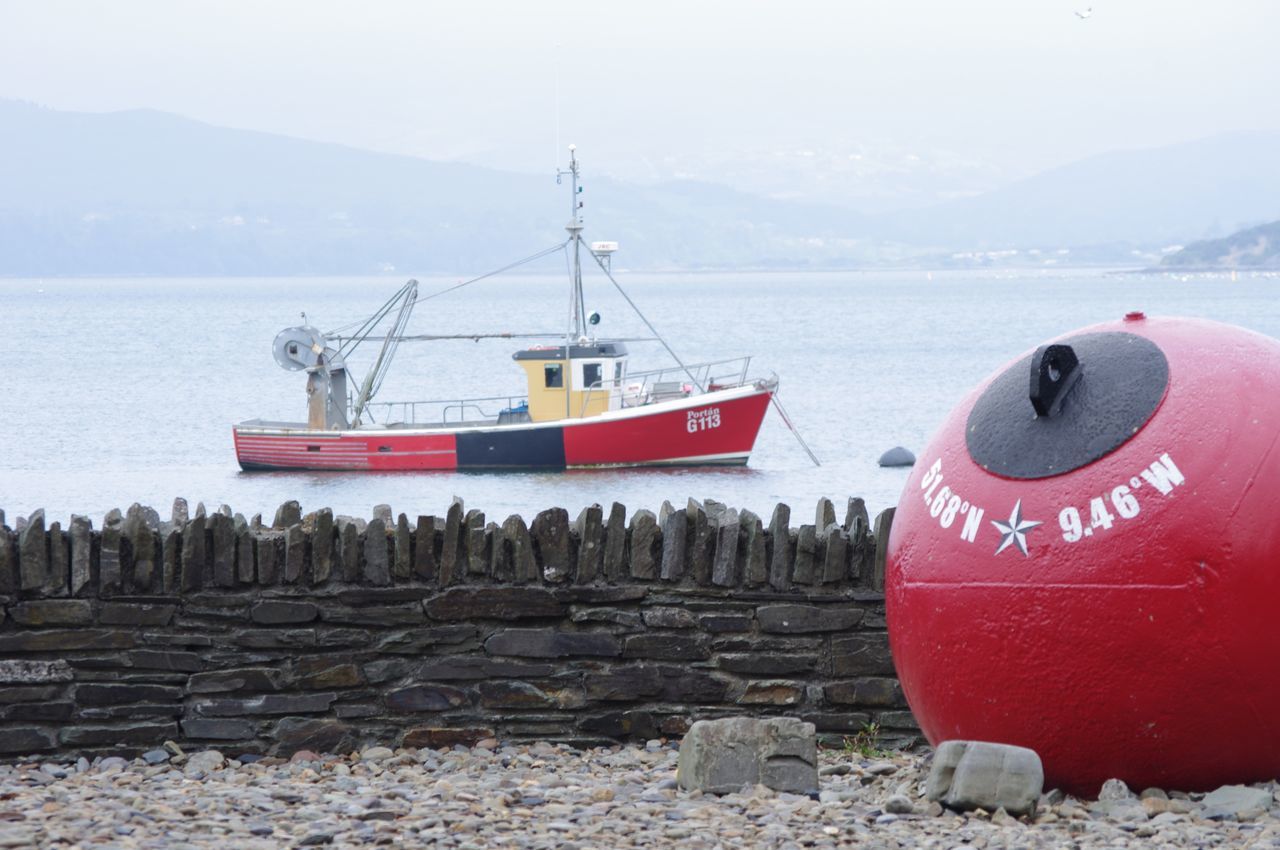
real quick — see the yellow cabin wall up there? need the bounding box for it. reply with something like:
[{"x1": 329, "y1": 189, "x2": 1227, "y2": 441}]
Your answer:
[{"x1": 517, "y1": 358, "x2": 614, "y2": 422}]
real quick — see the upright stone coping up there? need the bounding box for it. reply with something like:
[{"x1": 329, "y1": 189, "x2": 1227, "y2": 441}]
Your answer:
[
  {"x1": 0, "y1": 497, "x2": 907, "y2": 760},
  {"x1": 0, "y1": 497, "x2": 892, "y2": 598}
]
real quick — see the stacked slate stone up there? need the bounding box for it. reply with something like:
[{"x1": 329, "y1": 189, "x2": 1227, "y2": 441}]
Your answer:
[{"x1": 0, "y1": 498, "x2": 906, "y2": 759}]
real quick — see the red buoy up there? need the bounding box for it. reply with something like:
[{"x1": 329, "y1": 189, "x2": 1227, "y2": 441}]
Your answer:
[{"x1": 886, "y1": 315, "x2": 1280, "y2": 795}]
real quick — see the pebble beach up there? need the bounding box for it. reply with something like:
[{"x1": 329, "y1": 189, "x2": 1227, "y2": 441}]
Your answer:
[{"x1": 3, "y1": 743, "x2": 1279, "y2": 850}]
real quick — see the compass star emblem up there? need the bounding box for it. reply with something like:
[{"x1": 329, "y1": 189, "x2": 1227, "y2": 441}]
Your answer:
[{"x1": 991, "y1": 499, "x2": 1042, "y2": 556}]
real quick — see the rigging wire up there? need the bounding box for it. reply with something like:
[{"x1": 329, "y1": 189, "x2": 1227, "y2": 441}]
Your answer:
[
  {"x1": 332, "y1": 279, "x2": 418, "y2": 360},
  {"x1": 323, "y1": 239, "x2": 574, "y2": 422},
  {"x1": 582, "y1": 235, "x2": 706, "y2": 393},
  {"x1": 325, "y1": 241, "x2": 570, "y2": 337},
  {"x1": 418, "y1": 240, "x2": 570, "y2": 304},
  {"x1": 350, "y1": 282, "x2": 418, "y2": 426},
  {"x1": 770, "y1": 394, "x2": 822, "y2": 467}
]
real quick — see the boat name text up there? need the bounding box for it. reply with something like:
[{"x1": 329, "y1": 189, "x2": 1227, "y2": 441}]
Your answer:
[{"x1": 687, "y1": 407, "x2": 722, "y2": 433}]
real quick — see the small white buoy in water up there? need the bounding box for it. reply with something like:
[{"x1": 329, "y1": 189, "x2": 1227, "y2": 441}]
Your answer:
[{"x1": 878, "y1": 446, "x2": 916, "y2": 467}]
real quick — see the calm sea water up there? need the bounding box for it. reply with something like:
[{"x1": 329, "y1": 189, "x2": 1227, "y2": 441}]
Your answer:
[{"x1": 1, "y1": 269, "x2": 1274, "y2": 526}]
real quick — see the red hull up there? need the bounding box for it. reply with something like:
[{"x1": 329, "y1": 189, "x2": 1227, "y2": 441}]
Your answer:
[{"x1": 234, "y1": 386, "x2": 773, "y2": 471}]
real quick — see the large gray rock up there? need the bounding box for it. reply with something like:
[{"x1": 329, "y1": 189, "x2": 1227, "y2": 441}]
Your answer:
[
  {"x1": 1201, "y1": 784, "x2": 1274, "y2": 819},
  {"x1": 925, "y1": 740, "x2": 1043, "y2": 817},
  {"x1": 677, "y1": 717, "x2": 818, "y2": 796}
]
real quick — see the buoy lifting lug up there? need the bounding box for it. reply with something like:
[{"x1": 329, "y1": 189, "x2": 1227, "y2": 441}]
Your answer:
[{"x1": 1029, "y1": 344, "x2": 1081, "y2": 418}]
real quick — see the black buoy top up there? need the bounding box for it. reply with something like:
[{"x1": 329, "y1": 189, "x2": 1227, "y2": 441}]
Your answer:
[{"x1": 965, "y1": 331, "x2": 1169, "y2": 480}]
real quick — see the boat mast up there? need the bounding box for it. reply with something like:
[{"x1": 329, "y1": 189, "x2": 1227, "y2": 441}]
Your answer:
[
  {"x1": 558, "y1": 145, "x2": 707, "y2": 396},
  {"x1": 559, "y1": 145, "x2": 588, "y2": 340},
  {"x1": 557, "y1": 144, "x2": 588, "y2": 419}
]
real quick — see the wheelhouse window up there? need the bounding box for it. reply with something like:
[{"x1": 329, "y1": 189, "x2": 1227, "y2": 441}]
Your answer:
[
  {"x1": 615, "y1": 362, "x2": 624, "y2": 381},
  {"x1": 583, "y1": 363, "x2": 602, "y2": 388},
  {"x1": 544, "y1": 364, "x2": 563, "y2": 388}
]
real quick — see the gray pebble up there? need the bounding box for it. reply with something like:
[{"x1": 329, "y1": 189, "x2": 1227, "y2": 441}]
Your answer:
[
  {"x1": 142, "y1": 749, "x2": 170, "y2": 765},
  {"x1": 884, "y1": 795, "x2": 915, "y2": 815},
  {"x1": 865, "y1": 761, "x2": 898, "y2": 776}
]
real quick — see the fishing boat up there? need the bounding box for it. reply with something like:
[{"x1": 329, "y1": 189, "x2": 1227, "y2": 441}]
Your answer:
[{"x1": 233, "y1": 147, "x2": 811, "y2": 472}]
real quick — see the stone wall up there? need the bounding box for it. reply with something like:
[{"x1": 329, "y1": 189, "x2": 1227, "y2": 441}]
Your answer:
[{"x1": 0, "y1": 497, "x2": 906, "y2": 759}]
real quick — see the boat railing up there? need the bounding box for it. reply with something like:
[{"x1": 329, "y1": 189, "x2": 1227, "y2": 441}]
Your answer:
[
  {"x1": 579, "y1": 356, "x2": 757, "y2": 414},
  {"x1": 627, "y1": 355, "x2": 753, "y2": 391},
  {"x1": 359, "y1": 356, "x2": 760, "y2": 424},
  {"x1": 359, "y1": 394, "x2": 529, "y2": 426}
]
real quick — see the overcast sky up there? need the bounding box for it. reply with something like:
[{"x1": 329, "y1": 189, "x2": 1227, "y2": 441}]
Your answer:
[{"x1": 3, "y1": 0, "x2": 1278, "y2": 198}]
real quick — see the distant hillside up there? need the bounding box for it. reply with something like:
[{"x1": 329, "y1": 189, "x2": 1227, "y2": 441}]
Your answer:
[
  {"x1": 1161, "y1": 220, "x2": 1280, "y2": 269},
  {"x1": 882, "y1": 133, "x2": 1280, "y2": 251},
  {"x1": 0, "y1": 100, "x2": 874, "y2": 275},
  {"x1": 3, "y1": 99, "x2": 1280, "y2": 274}
]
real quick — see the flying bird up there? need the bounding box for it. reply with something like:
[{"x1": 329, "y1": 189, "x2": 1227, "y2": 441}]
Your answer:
[{"x1": 1075, "y1": 7, "x2": 1093, "y2": 18}]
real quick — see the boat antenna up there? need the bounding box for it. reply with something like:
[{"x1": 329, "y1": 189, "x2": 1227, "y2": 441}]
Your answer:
[{"x1": 553, "y1": 43, "x2": 561, "y2": 172}]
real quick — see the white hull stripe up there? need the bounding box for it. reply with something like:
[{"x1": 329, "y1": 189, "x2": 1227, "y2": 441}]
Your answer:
[
  {"x1": 235, "y1": 385, "x2": 772, "y2": 440},
  {"x1": 566, "y1": 450, "x2": 749, "y2": 469},
  {"x1": 237, "y1": 443, "x2": 455, "y2": 459}
]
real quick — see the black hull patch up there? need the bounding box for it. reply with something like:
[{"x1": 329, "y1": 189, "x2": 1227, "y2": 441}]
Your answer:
[{"x1": 456, "y1": 426, "x2": 566, "y2": 469}]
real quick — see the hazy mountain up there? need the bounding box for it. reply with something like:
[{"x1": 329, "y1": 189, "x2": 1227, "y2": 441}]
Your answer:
[
  {"x1": 1161, "y1": 220, "x2": 1280, "y2": 269},
  {"x1": 2, "y1": 99, "x2": 1279, "y2": 274},
  {"x1": 884, "y1": 133, "x2": 1280, "y2": 253},
  {"x1": 0, "y1": 100, "x2": 876, "y2": 275},
  {"x1": 599, "y1": 140, "x2": 1014, "y2": 213}
]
